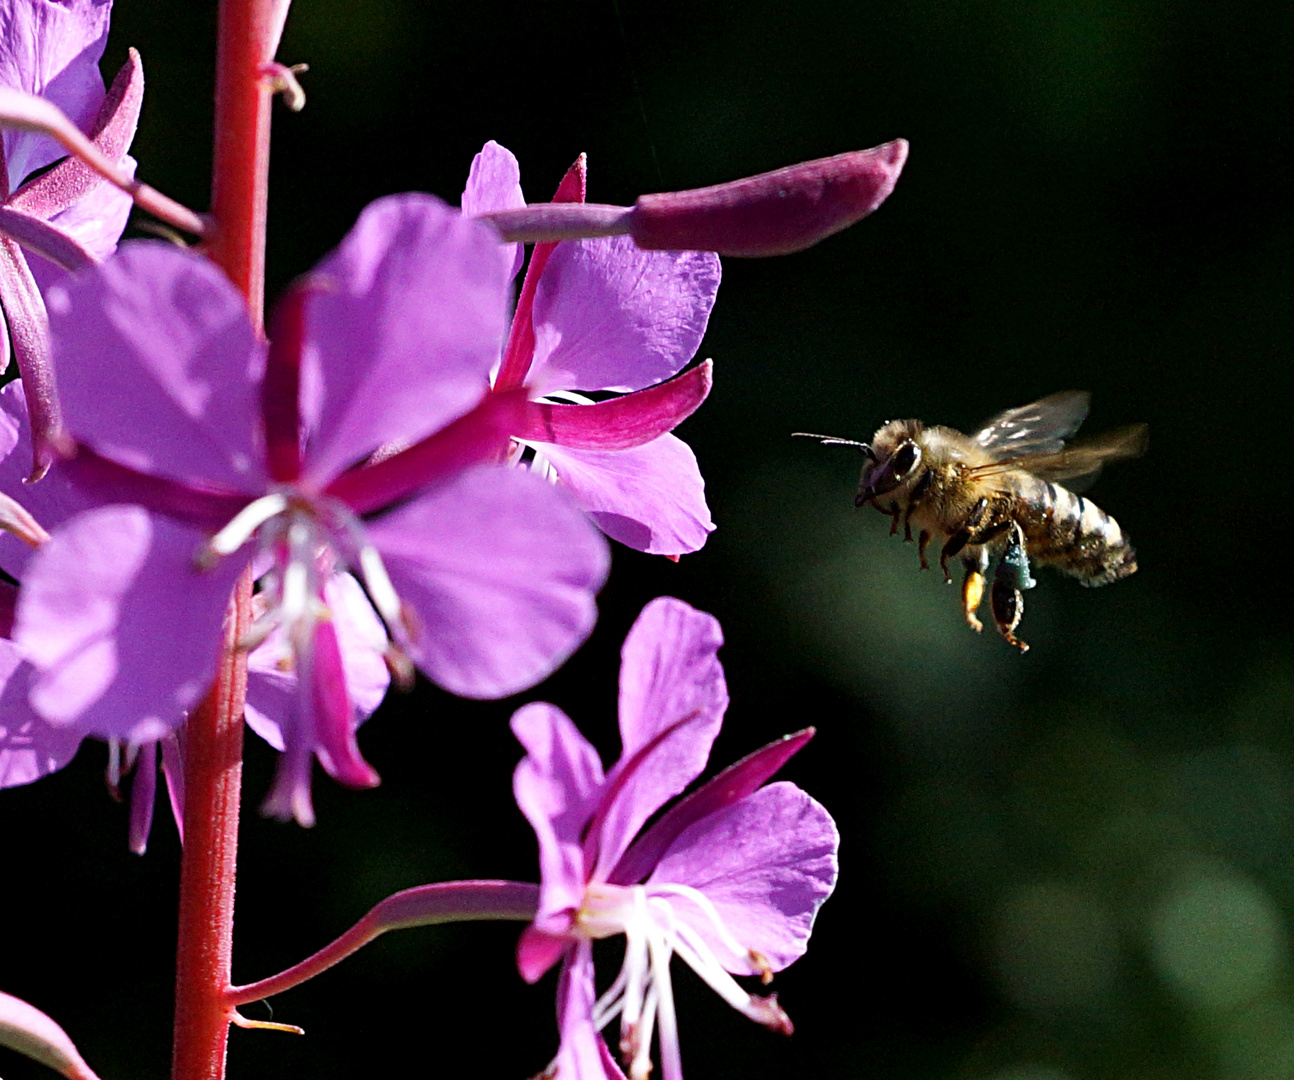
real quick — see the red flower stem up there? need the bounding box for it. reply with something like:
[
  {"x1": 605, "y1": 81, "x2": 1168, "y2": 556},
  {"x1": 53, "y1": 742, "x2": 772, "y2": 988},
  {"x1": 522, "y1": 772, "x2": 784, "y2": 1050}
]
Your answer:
[
  {"x1": 224, "y1": 881, "x2": 540, "y2": 1006},
  {"x1": 173, "y1": 0, "x2": 276, "y2": 1076},
  {"x1": 171, "y1": 571, "x2": 253, "y2": 1080},
  {"x1": 207, "y1": 0, "x2": 276, "y2": 334}
]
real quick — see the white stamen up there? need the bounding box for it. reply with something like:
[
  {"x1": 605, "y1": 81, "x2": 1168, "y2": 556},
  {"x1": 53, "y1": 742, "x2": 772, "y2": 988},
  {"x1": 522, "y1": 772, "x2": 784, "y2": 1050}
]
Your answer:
[
  {"x1": 200, "y1": 492, "x2": 289, "y2": 564},
  {"x1": 357, "y1": 544, "x2": 403, "y2": 632}
]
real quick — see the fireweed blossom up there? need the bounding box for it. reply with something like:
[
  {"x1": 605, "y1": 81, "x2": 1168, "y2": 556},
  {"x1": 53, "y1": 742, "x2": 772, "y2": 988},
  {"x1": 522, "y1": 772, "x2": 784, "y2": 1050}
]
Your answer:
[
  {"x1": 7, "y1": 194, "x2": 609, "y2": 826},
  {"x1": 464, "y1": 142, "x2": 720, "y2": 557},
  {"x1": 512, "y1": 597, "x2": 838, "y2": 1080},
  {"x1": 0, "y1": 0, "x2": 142, "y2": 474},
  {"x1": 0, "y1": 380, "x2": 390, "y2": 850}
]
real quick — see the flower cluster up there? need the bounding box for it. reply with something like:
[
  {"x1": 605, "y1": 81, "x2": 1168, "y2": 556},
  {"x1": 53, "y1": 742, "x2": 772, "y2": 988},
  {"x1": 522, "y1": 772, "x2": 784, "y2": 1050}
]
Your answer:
[{"x1": 0, "y1": 0, "x2": 906, "y2": 1074}]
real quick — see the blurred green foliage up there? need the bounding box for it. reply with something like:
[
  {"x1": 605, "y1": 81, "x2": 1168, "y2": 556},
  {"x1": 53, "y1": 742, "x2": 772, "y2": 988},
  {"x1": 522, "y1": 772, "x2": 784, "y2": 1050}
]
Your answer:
[{"x1": 2, "y1": 0, "x2": 1292, "y2": 1078}]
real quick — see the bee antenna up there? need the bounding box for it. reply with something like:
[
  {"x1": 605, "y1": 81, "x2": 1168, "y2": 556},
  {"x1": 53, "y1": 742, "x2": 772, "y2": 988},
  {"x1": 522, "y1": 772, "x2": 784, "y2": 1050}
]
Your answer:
[{"x1": 792, "y1": 432, "x2": 877, "y2": 460}]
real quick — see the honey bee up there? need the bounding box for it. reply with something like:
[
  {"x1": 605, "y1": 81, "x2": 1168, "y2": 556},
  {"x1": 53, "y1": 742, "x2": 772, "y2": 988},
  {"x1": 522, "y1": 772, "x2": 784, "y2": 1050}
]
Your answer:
[{"x1": 795, "y1": 391, "x2": 1147, "y2": 652}]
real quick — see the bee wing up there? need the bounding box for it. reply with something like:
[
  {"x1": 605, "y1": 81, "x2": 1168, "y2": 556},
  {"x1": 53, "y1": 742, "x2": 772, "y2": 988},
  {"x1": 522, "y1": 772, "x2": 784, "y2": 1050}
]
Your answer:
[
  {"x1": 969, "y1": 423, "x2": 1149, "y2": 484},
  {"x1": 972, "y1": 390, "x2": 1091, "y2": 460}
]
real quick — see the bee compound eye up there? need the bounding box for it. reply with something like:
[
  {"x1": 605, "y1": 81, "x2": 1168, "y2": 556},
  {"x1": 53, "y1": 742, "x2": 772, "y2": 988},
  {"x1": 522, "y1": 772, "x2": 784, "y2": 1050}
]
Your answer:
[{"x1": 892, "y1": 442, "x2": 920, "y2": 478}]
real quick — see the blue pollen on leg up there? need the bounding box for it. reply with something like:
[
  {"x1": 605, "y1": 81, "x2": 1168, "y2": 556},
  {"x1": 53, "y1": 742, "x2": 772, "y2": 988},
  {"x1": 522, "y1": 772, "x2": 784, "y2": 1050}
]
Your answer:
[{"x1": 996, "y1": 538, "x2": 1036, "y2": 591}]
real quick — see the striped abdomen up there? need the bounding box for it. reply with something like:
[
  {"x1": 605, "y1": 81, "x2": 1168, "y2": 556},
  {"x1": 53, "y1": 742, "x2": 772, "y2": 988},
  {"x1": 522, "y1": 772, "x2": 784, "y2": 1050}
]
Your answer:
[{"x1": 1012, "y1": 474, "x2": 1137, "y2": 587}]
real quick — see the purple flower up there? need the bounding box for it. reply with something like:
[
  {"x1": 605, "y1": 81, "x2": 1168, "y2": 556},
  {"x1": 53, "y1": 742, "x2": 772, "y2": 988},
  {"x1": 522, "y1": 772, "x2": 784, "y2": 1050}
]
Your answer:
[
  {"x1": 0, "y1": 0, "x2": 143, "y2": 473},
  {"x1": 0, "y1": 380, "x2": 389, "y2": 848},
  {"x1": 6, "y1": 194, "x2": 609, "y2": 825},
  {"x1": 512, "y1": 597, "x2": 838, "y2": 1080},
  {"x1": 465, "y1": 142, "x2": 720, "y2": 558}
]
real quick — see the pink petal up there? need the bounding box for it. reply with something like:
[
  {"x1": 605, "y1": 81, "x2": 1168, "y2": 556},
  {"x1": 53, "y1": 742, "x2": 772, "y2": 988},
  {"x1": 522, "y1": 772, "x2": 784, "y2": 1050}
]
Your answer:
[
  {"x1": 649, "y1": 782, "x2": 839, "y2": 973},
  {"x1": 529, "y1": 236, "x2": 720, "y2": 394},
  {"x1": 517, "y1": 361, "x2": 712, "y2": 450},
  {"x1": 593, "y1": 598, "x2": 726, "y2": 873},
  {"x1": 368, "y1": 465, "x2": 609, "y2": 699},
  {"x1": 299, "y1": 194, "x2": 511, "y2": 485},
  {"x1": 44, "y1": 242, "x2": 269, "y2": 494},
  {"x1": 14, "y1": 505, "x2": 250, "y2": 740},
  {"x1": 537, "y1": 434, "x2": 714, "y2": 556},
  {"x1": 512, "y1": 700, "x2": 605, "y2": 955},
  {"x1": 460, "y1": 140, "x2": 524, "y2": 280}
]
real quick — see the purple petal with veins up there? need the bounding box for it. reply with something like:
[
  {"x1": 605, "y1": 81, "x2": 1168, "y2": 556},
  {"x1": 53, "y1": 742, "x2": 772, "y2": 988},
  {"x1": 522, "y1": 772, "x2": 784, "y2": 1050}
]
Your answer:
[
  {"x1": 461, "y1": 139, "x2": 525, "y2": 281},
  {"x1": 535, "y1": 435, "x2": 714, "y2": 557},
  {"x1": 0, "y1": 0, "x2": 113, "y2": 191},
  {"x1": 300, "y1": 194, "x2": 511, "y2": 484},
  {"x1": 529, "y1": 235, "x2": 720, "y2": 394},
  {"x1": 0, "y1": 634, "x2": 84, "y2": 788},
  {"x1": 595, "y1": 600, "x2": 729, "y2": 869},
  {"x1": 14, "y1": 504, "x2": 249, "y2": 740},
  {"x1": 512, "y1": 700, "x2": 605, "y2": 944},
  {"x1": 611, "y1": 729, "x2": 815, "y2": 886},
  {"x1": 369, "y1": 465, "x2": 609, "y2": 699},
  {"x1": 0, "y1": 380, "x2": 95, "y2": 578},
  {"x1": 44, "y1": 242, "x2": 268, "y2": 493},
  {"x1": 649, "y1": 781, "x2": 838, "y2": 974}
]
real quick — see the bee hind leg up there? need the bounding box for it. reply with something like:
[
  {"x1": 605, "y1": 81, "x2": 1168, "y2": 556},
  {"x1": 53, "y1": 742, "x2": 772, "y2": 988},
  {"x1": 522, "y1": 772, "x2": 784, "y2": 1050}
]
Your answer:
[
  {"x1": 918, "y1": 530, "x2": 932, "y2": 571},
  {"x1": 991, "y1": 581, "x2": 1028, "y2": 652},
  {"x1": 990, "y1": 523, "x2": 1035, "y2": 653}
]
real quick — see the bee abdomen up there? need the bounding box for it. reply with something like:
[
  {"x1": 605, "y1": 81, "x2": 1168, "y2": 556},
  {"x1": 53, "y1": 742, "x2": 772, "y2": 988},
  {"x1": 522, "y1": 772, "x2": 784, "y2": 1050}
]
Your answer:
[{"x1": 1016, "y1": 478, "x2": 1137, "y2": 587}]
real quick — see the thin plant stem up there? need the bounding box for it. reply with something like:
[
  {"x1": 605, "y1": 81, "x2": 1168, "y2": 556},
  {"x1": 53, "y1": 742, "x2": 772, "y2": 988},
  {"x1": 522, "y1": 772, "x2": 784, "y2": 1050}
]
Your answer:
[
  {"x1": 171, "y1": 0, "x2": 277, "y2": 1076},
  {"x1": 225, "y1": 881, "x2": 540, "y2": 1007},
  {"x1": 170, "y1": 572, "x2": 253, "y2": 1080}
]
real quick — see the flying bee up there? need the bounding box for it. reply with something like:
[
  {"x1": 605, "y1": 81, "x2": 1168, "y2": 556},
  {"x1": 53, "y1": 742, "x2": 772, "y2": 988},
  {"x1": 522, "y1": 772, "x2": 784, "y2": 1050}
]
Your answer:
[{"x1": 795, "y1": 391, "x2": 1147, "y2": 652}]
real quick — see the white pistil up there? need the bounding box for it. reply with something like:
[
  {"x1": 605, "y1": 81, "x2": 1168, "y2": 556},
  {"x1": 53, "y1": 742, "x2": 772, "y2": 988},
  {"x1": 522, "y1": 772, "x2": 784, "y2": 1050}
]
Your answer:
[{"x1": 198, "y1": 491, "x2": 289, "y2": 566}]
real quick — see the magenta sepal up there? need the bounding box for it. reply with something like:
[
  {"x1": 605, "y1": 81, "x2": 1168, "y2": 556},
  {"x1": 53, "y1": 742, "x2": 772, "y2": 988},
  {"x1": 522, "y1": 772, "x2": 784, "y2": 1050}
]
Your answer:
[
  {"x1": 323, "y1": 388, "x2": 528, "y2": 515},
  {"x1": 518, "y1": 361, "x2": 712, "y2": 450},
  {"x1": 481, "y1": 141, "x2": 908, "y2": 257},
  {"x1": 0, "y1": 989, "x2": 102, "y2": 1080},
  {"x1": 0, "y1": 235, "x2": 57, "y2": 478},
  {"x1": 224, "y1": 880, "x2": 540, "y2": 1006},
  {"x1": 0, "y1": 206, "x2": 96, "y2": 271},
  {"x1": 609, "y1": 727, "x2": 816, "y2": 886},
  {"x1": 60, "y1": 447, "x2": 252, "y2": 532},
  {"x1": 8, "y1": 51, "x2": 144, "y2": 222}
]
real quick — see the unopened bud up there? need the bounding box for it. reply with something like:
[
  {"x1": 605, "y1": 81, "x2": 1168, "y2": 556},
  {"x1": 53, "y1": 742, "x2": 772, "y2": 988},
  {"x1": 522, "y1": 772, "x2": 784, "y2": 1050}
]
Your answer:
[
  {"x1": 629, "y1": 140, "x2": 908, "y2": 256},
  {"x1": 478, "y1": 140, "x2": 908, "y2": 257}
]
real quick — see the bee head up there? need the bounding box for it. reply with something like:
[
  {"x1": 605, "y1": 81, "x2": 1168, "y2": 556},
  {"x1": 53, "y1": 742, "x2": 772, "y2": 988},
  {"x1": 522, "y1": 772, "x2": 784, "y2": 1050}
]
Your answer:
[{"x1": 857, "y1": 420, "x2": 924, "y2": 506}]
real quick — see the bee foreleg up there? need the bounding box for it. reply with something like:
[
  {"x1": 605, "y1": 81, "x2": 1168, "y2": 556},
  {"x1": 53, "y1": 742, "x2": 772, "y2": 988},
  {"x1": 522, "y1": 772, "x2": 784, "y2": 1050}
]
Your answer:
[
  {"x1": 885, "y1": 503, "x2": 901, "y2": 536},
  {"x1": 940, "y1": 497, "x2": 993, "y2": 581},
  {"x1": 918, "y1": 530, "x2": 932, "y2": 570}
]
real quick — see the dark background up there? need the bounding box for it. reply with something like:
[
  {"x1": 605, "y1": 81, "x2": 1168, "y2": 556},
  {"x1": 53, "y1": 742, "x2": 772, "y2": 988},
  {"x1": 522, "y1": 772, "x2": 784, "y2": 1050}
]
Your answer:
[{"x1": 4, "y1": 0, "x2": 1293, "y2": 1078}]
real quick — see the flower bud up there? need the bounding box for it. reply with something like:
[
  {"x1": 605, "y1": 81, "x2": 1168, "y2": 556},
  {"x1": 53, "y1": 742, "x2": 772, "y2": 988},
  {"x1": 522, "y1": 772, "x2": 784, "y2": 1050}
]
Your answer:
[{"x1": 629, "y1": 139, "x2": 908, "y2": 256}]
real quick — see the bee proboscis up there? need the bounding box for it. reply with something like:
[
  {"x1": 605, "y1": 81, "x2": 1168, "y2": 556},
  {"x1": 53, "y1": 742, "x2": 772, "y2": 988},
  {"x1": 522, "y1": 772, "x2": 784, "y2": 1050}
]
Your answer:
[{"x1": 795, "y1": 391, "x2": 1147, "y2": 652}]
